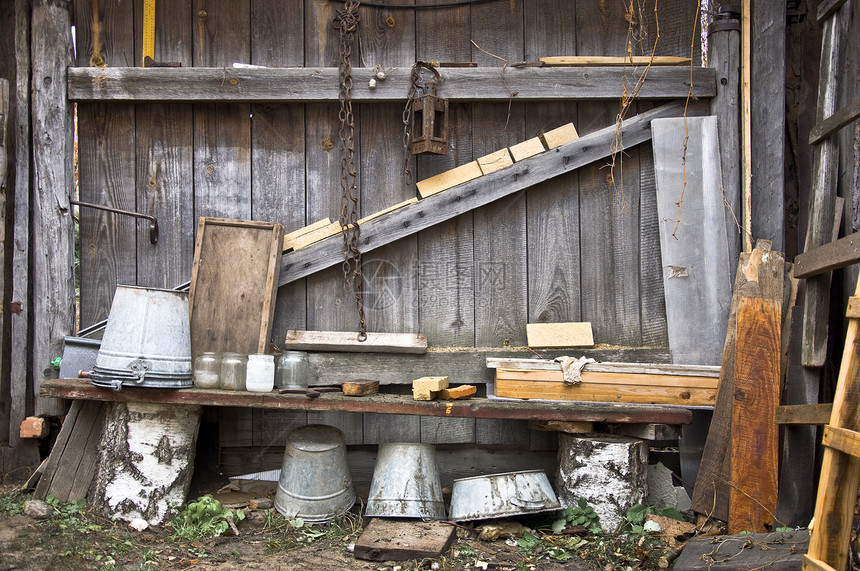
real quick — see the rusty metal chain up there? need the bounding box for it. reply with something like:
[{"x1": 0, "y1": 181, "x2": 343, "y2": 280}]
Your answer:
[
  {"x1": 402, "y1": 61, "x2": 441, "y2": 181},
  {"x1": 334, "y1": 0, "x2": 367, "y2": 342}
]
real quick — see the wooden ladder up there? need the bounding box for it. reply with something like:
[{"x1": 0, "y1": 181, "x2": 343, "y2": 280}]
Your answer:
[{"x1": 803, "y1": 274, "x2": 860, "y2": 571}]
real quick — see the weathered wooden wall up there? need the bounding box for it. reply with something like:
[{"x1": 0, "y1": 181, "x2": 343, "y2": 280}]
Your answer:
[{"x1": 70, "y1": 0, "x2": 703, "y2": 469}]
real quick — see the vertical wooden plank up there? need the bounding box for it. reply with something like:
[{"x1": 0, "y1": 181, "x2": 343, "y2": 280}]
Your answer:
[
  {"x1": 133, "y1": 3, "x2": 194, "y2": 291},
  {"x1": 78, "y1": 104, "x2": 138, "y2": 326},
  {"x1": 0, "y1": 77, "x2": 9, "y2": 445},
  {"x1": 420, "y1": 416, "x2": 475, "y2": 445},
  {"x1": 801, "y1": 5, "x2": 847, "y2": 367},
  {"x1": 363, "y1": 414, "x2": 420, "y2": 445},
  {"x1": 75, "y1": 0, "x2": 137, "y2": 327},
  {"x1": 252, "y1": 0, "x2": 306, "y2": 340},
  {"x1": 307, "y1": 410, "x2": 363, "y2": 445},
  {"x1": 576, "y1": 0, "x2": 643, "y2": 347},
  {"x1": 415, "y1": 0, "x2": 475, "y2": 348},
  {"x1": 251, "y1": 0, "x2": 303, "y2": 66},
  {"x1": 303, "y1": 0, "x2": 340, "y2": 67},
  {"x1": 475, "y1": 419, "x2": 531, "y2": 447},
  {"x1": 728, "y1": 294, "x2": 782, "y2": 533},
  {"x1": 193, "y1": 0, "x2": 251, "y2": 66},
  {"x1": 31, "y1": 0, "x2": 75, "y2": 416},
  {"x1": 252, "y1": 104, "x2": 307, "y2": 339},
  {"x1": 652, "y1": 116, "x2": 733, "y2": 366},
  {"x1": 8, "y1": 0, "x2": 36, "y2": 465},
  {"x1": 709, "y1": 6, "x2": 742, "y2": 279},
  {"x1": 471, "y1": 0, "x2": 526, "y2": 348},
  {"x1": 750, "y1": 0, "x2": 786, "y2": 251}
]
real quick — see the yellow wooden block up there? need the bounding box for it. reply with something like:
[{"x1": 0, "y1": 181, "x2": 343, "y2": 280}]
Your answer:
[
  {"x1": 527, "y1": 322, "x2": 594, "y2": 348},
  {"x1": 412, "y1": 376, "x2": 449, "y2": 400},
  {"x1": 477, "y1": 149, "x2": 514, "y2": 175},
  {"x1": 283, "y1": 218, "x2": 332, "y2": 250},
  {"x1": 509, "y1": 137, "x2": 546, "y2": 162},
  {"x1": 357, "y1": 198, "x2": 418, "y2": 225},
  {"x1": 416, "y1": 161, "x2": 483, "y2": 198},
  {"x1": 541, "y1": 123, "x2": 579, "y2": 149},
  {"x1": 286, "y1": 221, "x2": 342, "y2": 250}
]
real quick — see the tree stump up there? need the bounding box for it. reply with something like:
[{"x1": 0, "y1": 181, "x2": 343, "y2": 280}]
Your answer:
[
  {"x1": 91, "y1": 402, "x2": 201, "y2": 524},
  {"x1": 556, "y1": 434, "x2": 648, "y2": 532}
]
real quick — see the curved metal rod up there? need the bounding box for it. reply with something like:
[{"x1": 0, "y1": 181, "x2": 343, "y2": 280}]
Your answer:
[{"x1": 71, "y1": 200, "x2": 159, "y2": 244}]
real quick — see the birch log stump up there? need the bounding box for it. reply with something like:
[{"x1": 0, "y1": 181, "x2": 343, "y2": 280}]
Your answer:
[
  {"x1": 556, "y1": 434, "x2": 648, "y2": 532},
  {"x1": 92, "y1": 403, "x2": 201, "y2": 524}
]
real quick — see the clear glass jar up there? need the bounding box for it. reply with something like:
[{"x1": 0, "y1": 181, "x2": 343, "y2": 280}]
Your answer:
[
  {"x1": 193, "y1": 352, "x2": 221, "y2": 389},
  {"x1": 275, "y1": 351, "x2": 310, "y2": 390},
  {"x1": 246, "y1": 354, "x2": 275, "y2": 393},
  {"x1": 220, "y1": 352, "x2": 247, "y2": 391}
]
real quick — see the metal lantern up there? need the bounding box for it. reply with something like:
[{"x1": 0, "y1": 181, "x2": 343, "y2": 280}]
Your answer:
[
  {"x1": 410, "y1": 91, "x2": 449, "y2": 155},
  {"x1": 407, "y1": 63, "x2": 448, "y2": 156}
]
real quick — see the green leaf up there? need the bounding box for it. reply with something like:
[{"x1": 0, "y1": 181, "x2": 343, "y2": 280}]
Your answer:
[{"x1": 552, "y1": 518, "x2": 567, "y2": 534}]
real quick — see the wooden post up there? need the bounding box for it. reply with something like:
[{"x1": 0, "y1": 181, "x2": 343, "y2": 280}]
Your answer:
[
  {"x1": 30, "y1": 0, "x2": 75, "y2": 416},
  {"x1": 1, "y1": 78, "x2": 9, "y2": 448},
  {"x1": 750, "y1": 0, "x2": 786, "y2": 252},
  {"x1": 708, "y1": 4, "x2": 742, "y2": 278}
]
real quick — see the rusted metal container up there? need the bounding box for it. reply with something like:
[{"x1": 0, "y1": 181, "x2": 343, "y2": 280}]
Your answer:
[
  {"x1": 274, "y1": 425, "x2": 355, "y2": 522},
  {"x1": 448, "y1": 470, "x2": 560, "y2": 522},
  {"x1": 365, "y1": 442, "x2": 445, "y2": 519}
]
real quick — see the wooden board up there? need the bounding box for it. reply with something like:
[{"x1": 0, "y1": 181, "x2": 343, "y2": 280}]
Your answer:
[
  {"x1": 355, "y1": 519, "x2": 456, "y2": 561},
  {"x1": 342, "y1": 381, "x2": 379, "y2": 397},
  {"x1": 540, "y1": 56, "x2": 692, "y2": 66},
  {"x1": 282, "y1": 218, "x2": 331, "y2": 251},
  {"x1": 357, "y1": 198, "x2": 418, "y2": 225},
  {"x1": 189, "y1": 218, "x2": 284, "y2": 358},
  {"x1": 34, "y1": 400, "x2": 106, "y2": 502},
  {"x1": 808, "y1": 100, "x2": 860, "y2": 145},
  {"x1": 793, "y1": 231, "x2": 860, "y2": 278},
  {"x1": 67, "y1": 66, "x2": 718, "y2": 102},
  {"x1": 526, "y1": 322, "x2": 594, "y2": 348},
  {"x1": 540, "y1": 122, "x2": 579, "y2": 149},
  {"x1": 509, "y1": 137, "x2": 546, "y2": 161},
  {"x1": 673, "y1": 531, "x2": 809, "y2": 571},
  {"x1": 487, "y1": 357, "x2": 720, "y2": 377},
  {"x1": 495, "y1": 368, "x2": 718, "y2": 407},
  {"x1": 728, "y1": 294, "x2": 782, "y2": 533},
  {"x1": 775, "y1": 403, "x2": 833, "y2": 425},
  {"x1": 652, "y1": 116, "x2": 732, "y2": 366},
  {"x1": 416, "y1": 161, "x2": 482, "y2": 198},
  {"x1": 284, "y1": 330, "x2": 428, "y2": 354},
  {"x1": 476, "y1": 149, "x2": 513, "y2": 175}
]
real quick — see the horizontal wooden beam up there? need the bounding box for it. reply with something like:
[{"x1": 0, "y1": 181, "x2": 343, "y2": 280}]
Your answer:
[
  {"x1": 822, "y1": 425, "x2": 860, "y2": 458},
  {"x1": 68, "y1": 66, "x2": 716, "y2": 102},
  {"x1": 284, "y1": 330, "x2": 428, "y2": 354},
  {"x1": 793, "y1": 231, "x2": 860, "y2": 278},
  {"x1": 775, "y1": 403, "x2": 833, "y2": 425},
  {"x1": 279, "y1": 99, "x2": 708, "y2": 287},
  {"x1": 809, "y1": 100, "x2": 860, "y2": 144},
  {"x1": 39, "y1": 378, "x2": 693, "y2": 425}
]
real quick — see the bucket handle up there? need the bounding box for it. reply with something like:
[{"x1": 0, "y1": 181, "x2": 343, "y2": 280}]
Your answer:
[
  {"x1": 129, "y1": 359, "x2": 149, "y2": 385},
  {"x1": 510, "y1": 497, "x2": 546, "y2": 509}
]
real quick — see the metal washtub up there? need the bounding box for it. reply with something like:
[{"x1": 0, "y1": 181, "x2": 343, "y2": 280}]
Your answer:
[
  {"x1": 90, "y1": 285, "x2": 192, "y2": 390},
  {"x1": 365, "y1": 442, "x2": 445, "y2": 519},
  {"x1": 448, "y1": 470, "x2": 561, "y2": 522}
]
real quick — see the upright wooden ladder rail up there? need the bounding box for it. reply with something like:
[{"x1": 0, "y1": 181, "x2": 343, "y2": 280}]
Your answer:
[{"x1": 804, "y1": 275, "x2": 860, "y2": 571}]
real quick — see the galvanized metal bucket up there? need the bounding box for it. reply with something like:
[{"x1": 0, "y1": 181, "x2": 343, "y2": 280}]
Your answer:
[
  {"x1": 365, "y1": 442, "x2": 445, "y2": 519},
  {"x1": 274, "y1": 425, "x2": 355, "y2": 523},
  {"x1": 448, "y1": 470, "x2": 561, "y2": 522},
  {"x1": 90, "y1": 285, "x2": 192, "y2": 390}
]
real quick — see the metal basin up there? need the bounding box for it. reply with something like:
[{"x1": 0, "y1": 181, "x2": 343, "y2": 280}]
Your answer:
[
  {"x1": 448, "y1": 470, "x2": 561, "y2": 522},
  {"x1": 274, "y1": 425, "x2": 355, "y2": 523},
  {"x1": 365, "y1": 443, "x2": 445, "y2": 519},
  {"x1": 91, "y1": 285, "x2": 192, "y2": 390}
]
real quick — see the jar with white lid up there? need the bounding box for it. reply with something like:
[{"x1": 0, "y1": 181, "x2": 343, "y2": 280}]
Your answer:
[{"x1": 246, "y1": 353, "x2": 275, "y2": 393}]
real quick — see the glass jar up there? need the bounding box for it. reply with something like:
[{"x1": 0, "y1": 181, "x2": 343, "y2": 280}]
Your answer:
[
  {"x1": 193, "y1": 352, "x2": 221, "y2": 389},
  {"x1": 275, "y1": 351, "x2": 310, "y2": 390},
  {"x1": 220, "y1": 352, "x2": 247, "y2": 391},
  {"x1": 246, "y1": 354, "x2": 275, "y2": 393}
]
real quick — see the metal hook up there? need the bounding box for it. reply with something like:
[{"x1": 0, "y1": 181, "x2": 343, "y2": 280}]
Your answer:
[{"x1": 71, "y1": 200, "x2": 159, "y2": 244}]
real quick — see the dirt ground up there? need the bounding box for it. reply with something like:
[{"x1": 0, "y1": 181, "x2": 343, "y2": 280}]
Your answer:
[{"x1": 0, "y1": 483, "x2": 675, "y2": 571}]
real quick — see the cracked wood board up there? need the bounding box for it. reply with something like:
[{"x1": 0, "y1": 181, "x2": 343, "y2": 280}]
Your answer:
[{"x1": 354, "y1": 518, "x2": 456, "y2": 561}]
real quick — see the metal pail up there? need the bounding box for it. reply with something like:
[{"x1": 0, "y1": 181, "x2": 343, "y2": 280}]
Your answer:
[
  {"x1": 91, "y1": 285, "x2": 192, "y2": 390},
  {"x1": 448, "y1": 470, "x2": 561, "y2": 522},
  {"x1": 365, "y1": 442, "x2": 445, "y2": 519},
  {"x1": 274, "y1": 425, "x2": 355, "y2": 523}
]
